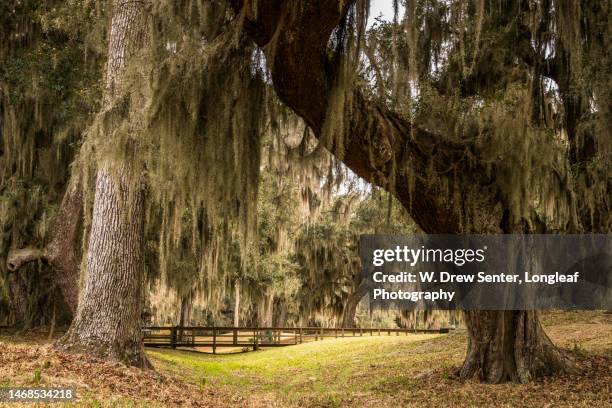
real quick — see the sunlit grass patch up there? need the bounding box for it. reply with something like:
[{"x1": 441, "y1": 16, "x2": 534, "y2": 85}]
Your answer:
[{"x1": 148, "y1": 333, "x2": 448, "y2": 404}]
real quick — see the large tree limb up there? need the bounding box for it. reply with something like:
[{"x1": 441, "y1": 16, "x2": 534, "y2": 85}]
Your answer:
[
  {"x1": 233, "y1": 0, "x2": 501, "y2": 234},
  {"x1": 6, "y1": 180, "x2": 82, "y2": 314}
]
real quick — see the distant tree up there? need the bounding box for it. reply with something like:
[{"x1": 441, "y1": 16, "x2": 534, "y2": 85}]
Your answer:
[{"x1": 294, "y1": 188, "x2": 415, "y2": 328}]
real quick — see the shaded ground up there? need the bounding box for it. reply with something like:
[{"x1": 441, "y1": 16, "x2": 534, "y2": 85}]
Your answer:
[
  {"x1": 0, "y1": 335, "x2": 236, "y2": 407},
  {"x1": 1, "y1": 311, "x2": 610, "y2": 407}
]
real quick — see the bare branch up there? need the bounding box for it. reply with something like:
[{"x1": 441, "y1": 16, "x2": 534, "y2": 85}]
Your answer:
[{"x1": 6, "y1": 247, "x2": 45, "y2": 271}]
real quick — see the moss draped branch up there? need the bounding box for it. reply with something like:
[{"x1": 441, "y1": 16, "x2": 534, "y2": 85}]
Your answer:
[{"x1": 232, "y1": 0, "x2": 502, "y2": 234}]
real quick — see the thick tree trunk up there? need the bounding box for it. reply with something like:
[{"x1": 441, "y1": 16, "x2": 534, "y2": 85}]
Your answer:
[
  {"x1": 57, "y1": 167, "x2": 148, "y2": 367},
  {"x1": 258, "y1": 294, "x2": 274, "y2": 327},
  {"x1": 460, "y1": 311, "x2": 570, "y2": 383},
  {"x1": 232, "y1": 0, "x2": 572, "y2": 382},
  {"x1": 179, "y1": 292, "x2": 191, "y2": 328},
  {"x1": 341, "y1": 292, "x2": 361, "y2": 329},
  {"x1": 56, "y1": 0, "x2": 149, "y2": 367},
  {"x1": 273, "y1": 301, "x2": 287, "y2": 327},
  {"x1": 342, "y1": 281, "x2": 366, "y2": 328},
  {"x1": 43, "y1": 182, "x2": 82, "y2": 314},
  {"x1": 6, "y1": 181, "x2": 82, "y2": 315}
]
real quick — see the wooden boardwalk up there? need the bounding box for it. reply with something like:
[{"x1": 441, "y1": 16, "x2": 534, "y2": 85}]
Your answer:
[{"x1": 142, "y1": 326, "x2": 451, "y2": 353}]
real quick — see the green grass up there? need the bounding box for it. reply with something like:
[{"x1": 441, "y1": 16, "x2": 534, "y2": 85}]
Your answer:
[
  {"x1": 148, "y1": 333, "x2": 455, "y2": 406},
  {"x1": 146, "y1": 313, "x2": 612, "y2": 407}
]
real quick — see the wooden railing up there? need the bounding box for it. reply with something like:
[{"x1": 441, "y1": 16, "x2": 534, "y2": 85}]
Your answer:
[{"x1": 142, "y1": 326, "x2": 451, "y2": 353}]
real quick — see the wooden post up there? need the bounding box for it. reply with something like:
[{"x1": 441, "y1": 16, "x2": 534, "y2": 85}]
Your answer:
[
  {"x1": 233, "y1": 328, "x2": 238, "y2": 346},
  {"x1": 294, "y1": 329, "x2": 298, "y2": 345},
  {"x1": 171, "y1": 327, "x2": 177, "y2": 349},
  {"x1": 212, "y1": 327, "x2": 217, "y2": 354},
  {"x1": 299, "y1": 327, "x2": 303, "y2": 344},
  {"x1": 254, "y1": 327, "x2": 259, "y2": 351}
]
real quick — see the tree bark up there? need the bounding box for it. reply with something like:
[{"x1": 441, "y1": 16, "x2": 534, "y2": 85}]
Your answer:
[
  {"x1": 178, "y1": 290, "x2": 192, "y2": 342},
  {"x1": 232, "y1": 0, "x2": 572, "y2": 382},
  {"x1": 461, "y1": 311, "x2": 569, "y2": 383},
  {"x1": 258, "y1": 293, "x2": 274, "y2": 327},
  {"x1": 57, "y1": 167, "x2": 147, "y2": 366},
  {"x1": 341, "y1": 291, "x2": 361, "y2": 329},
  {"x1": 6, "y1": 180, "x2": 82, "y2": 314},
  {"x1": 342, "y1": 280, "x2": 366, "y2": 328},
  {"x1": 233, "y1": 279, "x2": 240, "y2": 327},
  {"x1": 179, "y1": 292, "x2": 192, "y2": 328},
  {"x1": 55, "y1": 0, "x2": 149, "y2": 367},
  {"x1": 273, "y1": 300, "x2": 287, "y2": 327}
]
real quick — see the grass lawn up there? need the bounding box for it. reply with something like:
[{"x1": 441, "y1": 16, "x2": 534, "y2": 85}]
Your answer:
[
  {"x1": 148, "y1": 332, "x2": 454, "y2": 406},
  {"x1": 147, "y1": 311, "x2": 612, "y2": 407},
  {"x1": 1, "y1": 311, "x2": 610, "y2": 407}
]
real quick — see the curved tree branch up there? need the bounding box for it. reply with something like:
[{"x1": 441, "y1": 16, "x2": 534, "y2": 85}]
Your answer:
[
  {"x1": 7, "y1": 248, "x2": 45, "y2": 271},
  {"x1": 233, "y1": 0, "x2": 502, "y2": 234}
]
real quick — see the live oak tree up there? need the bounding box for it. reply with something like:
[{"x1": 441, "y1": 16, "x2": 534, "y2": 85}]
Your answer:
[
  {"x1": 2, "y1": 0, "x2": 609, "y2": 383},
  {"x1": 55, "y1": 0, "x2": 267, "y2": 366},
  {"x1": 55, "y1": 0, "x2": 150, "y2": 366},
  {"x1": 230, "y1": 0, "x2": 611, "y2": 383}
]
